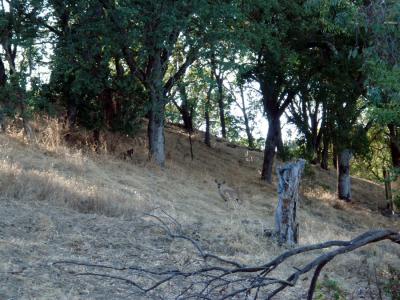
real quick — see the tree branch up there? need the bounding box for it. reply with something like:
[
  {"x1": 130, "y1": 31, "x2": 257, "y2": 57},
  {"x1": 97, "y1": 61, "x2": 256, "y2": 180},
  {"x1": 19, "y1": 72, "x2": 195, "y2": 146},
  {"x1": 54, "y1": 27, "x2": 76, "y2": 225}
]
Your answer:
[{"x1": 53, "y1": 212, "x2": 400, "y2": 299}]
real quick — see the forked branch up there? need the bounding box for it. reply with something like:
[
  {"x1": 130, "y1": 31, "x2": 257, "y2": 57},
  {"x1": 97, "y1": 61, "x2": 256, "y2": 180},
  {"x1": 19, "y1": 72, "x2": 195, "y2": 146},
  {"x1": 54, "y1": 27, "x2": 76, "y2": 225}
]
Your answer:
[{"x1": 53, "y1": 214, "x2": 400, "y2": 299}]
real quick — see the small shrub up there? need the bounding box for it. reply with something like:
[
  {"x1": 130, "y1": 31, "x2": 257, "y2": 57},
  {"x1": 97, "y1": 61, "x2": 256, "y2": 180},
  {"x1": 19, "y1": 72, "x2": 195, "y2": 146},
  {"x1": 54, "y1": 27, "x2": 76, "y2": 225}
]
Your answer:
[
  {"x1": 384, "y1": 265, "x2": 400, "y2": 300},
  {"x1": 277, "y1": 144, "x2": 296, "y2": 162},
  {"x1": 315, "y1": 277, "x2": 345, "y2": 300},
  {"x1": 303, "y1": 162, "x2": 316, "y2": 179},
  {"x1": 393, "y1": 193, "x2": 400, "y2": 211}
]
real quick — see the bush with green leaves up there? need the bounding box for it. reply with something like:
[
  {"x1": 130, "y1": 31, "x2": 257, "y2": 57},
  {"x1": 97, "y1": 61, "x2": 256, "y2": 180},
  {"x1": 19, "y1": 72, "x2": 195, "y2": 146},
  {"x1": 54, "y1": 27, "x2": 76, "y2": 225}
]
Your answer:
[
  {"x1": 315, "y1": 277, "x2": 345, "y2": 300},
  {"x1": 384, "y1": 265, "x2": 400, "y2": 300}
]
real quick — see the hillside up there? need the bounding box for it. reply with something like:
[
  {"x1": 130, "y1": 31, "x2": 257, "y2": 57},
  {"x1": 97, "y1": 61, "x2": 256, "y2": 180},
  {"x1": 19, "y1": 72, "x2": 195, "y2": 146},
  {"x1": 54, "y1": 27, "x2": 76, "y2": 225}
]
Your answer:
[{"x1": 0, "y1": 121, "x2": 399, "y2": 299}]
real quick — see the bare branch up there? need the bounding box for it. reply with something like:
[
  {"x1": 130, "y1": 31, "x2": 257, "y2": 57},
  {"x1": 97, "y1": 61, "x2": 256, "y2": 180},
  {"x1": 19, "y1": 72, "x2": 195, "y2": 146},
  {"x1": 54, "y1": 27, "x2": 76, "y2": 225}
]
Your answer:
[{"x1": 53, "y1": 214, "x2": 400, "y2": 300}]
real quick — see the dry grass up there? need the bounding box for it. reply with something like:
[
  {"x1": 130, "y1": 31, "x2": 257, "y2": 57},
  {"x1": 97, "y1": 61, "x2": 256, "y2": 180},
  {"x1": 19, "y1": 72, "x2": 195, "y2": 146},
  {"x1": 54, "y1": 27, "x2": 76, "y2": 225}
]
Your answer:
[{"x1": 0, "y1": 118, "x2": 399, "y2": 299}]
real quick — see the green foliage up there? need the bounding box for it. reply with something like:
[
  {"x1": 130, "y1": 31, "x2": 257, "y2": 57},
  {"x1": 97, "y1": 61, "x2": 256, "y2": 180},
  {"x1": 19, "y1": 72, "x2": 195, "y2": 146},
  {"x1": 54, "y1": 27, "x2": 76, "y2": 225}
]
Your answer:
[
  {"x1": 0, "y1": 0, "x2": 44, "y2": 122},
  {"x1": 394, "y1": 194, "x2": 400, "y2": 211},
  {"x1": 303, "y1": 161, "x2": 316, "y2": 179},
  {"x1": 352, "y1": 126, "x2": 392, "y2": 182},
  {"x1": 277, "y1": 142, "x2": 298, "y2": 162},
  {"x1": 363, "y1": 1, "x2": 400, "y2": 176},
  {"x1": 383, "y1": 265, "x2": 400, "y2": 300},
  {"x1": 315, "y1": 277, "x2": 345, "y2": 300},
  {"x1": 0, "y1": 0, "x2": 398, "y2": 183}
]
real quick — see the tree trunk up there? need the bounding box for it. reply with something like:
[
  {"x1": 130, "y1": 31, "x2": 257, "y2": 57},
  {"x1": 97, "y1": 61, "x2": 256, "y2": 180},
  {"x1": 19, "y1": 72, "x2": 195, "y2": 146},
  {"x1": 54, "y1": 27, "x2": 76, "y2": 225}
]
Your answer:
[
  {"x1": 332, "y1": 146, "x2": 337, "y2": 170},
  {"x1": 244, "y1": 112, "x2": 255, "y2": 149},
  {"x1": 0, "y1": 58, "x2": 7, "y2": 132},
  {"x1": 204, "y1": 84, "x2": 212, "y2": 147},
  {"x1": 261, "y1": 117, "x2": 281, "y2": 183},
  {"x1": 276, "y1": 121, "x2": 284, "y2": 158},
  {"x1": 309, "y1": 105, "x2": 321, "y2": 164},
  {"x1": 338, "y1": 149, "x2": 352, "y2": 201},
  {"x1": 383, "y1": 168, "x2": 394, "y2": 212},
  {"x1": 100, "y1": 88, "x2": 116, "y2": 128},
  {"x1": 66, "y1": 101, "x2": 78, "y2": 128},
  {"x1": 93, "y1": 129, "x2": 101, "y2": 152},
  {"x1": 181, "y1": 109, "x2": 194, "y2": 133},
  {"x1": 388, "y1": 124, "x2": 400, "y2": 168},
  {"x1": 148, "y1": 92, "x2": 165, "y2": 166},
  {"x1": 0, "y1": 57, "x2": 6, "y2": 86},
  {"x1": 320, "y1": 133, "x2": 329, "y2": 170},
  {"x1": 148, "y1": 104, "x2": 165, "y2": 166},
  {"x1": 216, "y1": 77, "x2": 226, "y2": 138},
  {"x1": 308, "y1": 131, "x2": 320, "y2": 164},
  {"x1": 146, "y1": 57, "x2": 166, "y2": 165},
  {"x1": 239, "y1": 85, "x2": 254, "y2": 149},
  {"x1": 388, "y1": 124, "x2": 400, "y2": 212},
  {"x1": 275, "y1": 159, "x2": 306, "y2": 245},
  {"x1": 177, "y1": 84, "x2": 194, "y2": 133}
]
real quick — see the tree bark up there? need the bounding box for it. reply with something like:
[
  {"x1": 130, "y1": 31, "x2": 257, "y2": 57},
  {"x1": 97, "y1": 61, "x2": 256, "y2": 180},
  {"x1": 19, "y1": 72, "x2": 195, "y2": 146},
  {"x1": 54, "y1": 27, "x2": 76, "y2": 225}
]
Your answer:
[
  {"x1": 204, "y1": 84, "x2": 212, "y2": 147},
  {"x1": 388, "y1": 124, "x2": 400, "y2": 168},
  {"x1": 66, "y1": 101, "x2": 78, "y2": 128},
  {"x1": 211, "y1": 56, "x2": 226, "y2": 139},
  {"x1": 320, "y1": 133, "x2": 329, "y2": 170},
  {"x1": 0, "y1": 57, "x2": 6, "y2": 86},
  {"x1": 383, "y1": 168, "x2": 393, "y2": 212},
  {"x1": 388, "y1": 124, "x2": 400, "y2": 212},
  {"x1": 276, "y1": 122, "x2": 284, "y2": 157},
  {"x1": 216, "y1": 77, "x2": 226, "y2": 138},
  {"x1": 332, "y1": 145, "x2": 338, "y2": 170},
  {"x1": 148, "y1": 97, "x2": 165, "y2": 166},
  {"x1": 261, "y1": 116, "x2": 281, "y2": 183},
  {"x1": 239, "y1": 85, "x2": 255, "y2": 149},
  {"x1": 275, "y1": 159, "x2": 306, "y2": 245},
  {"x1": 176, "y1": 83, "x2": 194, "y2": 133},
  {"x1": 0, "y1": 57, "x2": 7, "y2": 132},
  {"x1": 337, "y1": 149, "x2": 352, "y2": 201}
]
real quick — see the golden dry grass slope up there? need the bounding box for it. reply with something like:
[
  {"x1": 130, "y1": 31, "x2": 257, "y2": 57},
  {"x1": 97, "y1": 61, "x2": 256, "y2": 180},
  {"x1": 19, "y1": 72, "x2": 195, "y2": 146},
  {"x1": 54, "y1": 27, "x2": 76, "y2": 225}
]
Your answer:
[{"x1": 0, "y1": 119, "x2": 399, "y2": 299}]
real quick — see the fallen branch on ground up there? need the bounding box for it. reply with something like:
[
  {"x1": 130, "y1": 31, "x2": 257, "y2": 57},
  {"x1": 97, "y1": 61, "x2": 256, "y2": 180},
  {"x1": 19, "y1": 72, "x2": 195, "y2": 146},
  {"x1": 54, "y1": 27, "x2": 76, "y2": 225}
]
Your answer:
[{"x1": 53, "y1": 213, "x2": 400, "y2": 299}]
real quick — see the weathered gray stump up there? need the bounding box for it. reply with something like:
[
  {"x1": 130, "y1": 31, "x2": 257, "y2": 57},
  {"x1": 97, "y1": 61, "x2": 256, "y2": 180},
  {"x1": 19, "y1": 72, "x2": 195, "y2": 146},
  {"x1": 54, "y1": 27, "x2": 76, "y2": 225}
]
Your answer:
[
  {"x1": 338, "y1": 149, "x2": 352, "y2": 201},
  {"x1": 275, "y1": 159, "x2": 306, "y2": 246}
]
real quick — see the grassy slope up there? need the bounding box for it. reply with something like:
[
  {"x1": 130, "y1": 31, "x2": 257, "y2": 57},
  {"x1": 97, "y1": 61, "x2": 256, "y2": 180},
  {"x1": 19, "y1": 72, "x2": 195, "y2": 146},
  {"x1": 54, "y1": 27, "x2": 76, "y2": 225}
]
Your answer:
[{"x1": 0, "y1": 121, "x2": 399, "y2": 299}]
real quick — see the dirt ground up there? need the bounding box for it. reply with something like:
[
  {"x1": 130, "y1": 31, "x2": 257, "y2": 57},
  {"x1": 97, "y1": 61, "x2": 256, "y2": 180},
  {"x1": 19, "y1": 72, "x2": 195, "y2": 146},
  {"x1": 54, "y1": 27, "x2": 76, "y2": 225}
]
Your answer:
[{"x1": 0, "y1": 122, "x2": 399, "y2": 299}]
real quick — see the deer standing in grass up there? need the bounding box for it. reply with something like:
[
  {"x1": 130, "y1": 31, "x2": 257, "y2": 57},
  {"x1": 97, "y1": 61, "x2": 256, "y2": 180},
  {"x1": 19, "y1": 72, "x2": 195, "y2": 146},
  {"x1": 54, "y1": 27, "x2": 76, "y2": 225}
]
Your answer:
[{"x1": 215, "y1": 180, "x2": 240, "y2": 203}]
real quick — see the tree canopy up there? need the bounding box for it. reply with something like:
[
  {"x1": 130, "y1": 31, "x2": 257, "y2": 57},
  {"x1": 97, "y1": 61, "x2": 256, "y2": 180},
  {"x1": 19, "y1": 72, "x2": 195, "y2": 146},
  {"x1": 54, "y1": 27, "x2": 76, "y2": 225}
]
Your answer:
[{"x1": 0, "y1": 0, "x2": 399, "y2": 204}]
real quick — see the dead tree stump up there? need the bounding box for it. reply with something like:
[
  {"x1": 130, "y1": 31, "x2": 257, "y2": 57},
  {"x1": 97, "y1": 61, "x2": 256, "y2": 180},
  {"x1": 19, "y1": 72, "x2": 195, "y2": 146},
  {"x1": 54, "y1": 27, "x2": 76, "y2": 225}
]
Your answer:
[{"x1": 275, "y1": 159, "x2": 306, "y2": 246}]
